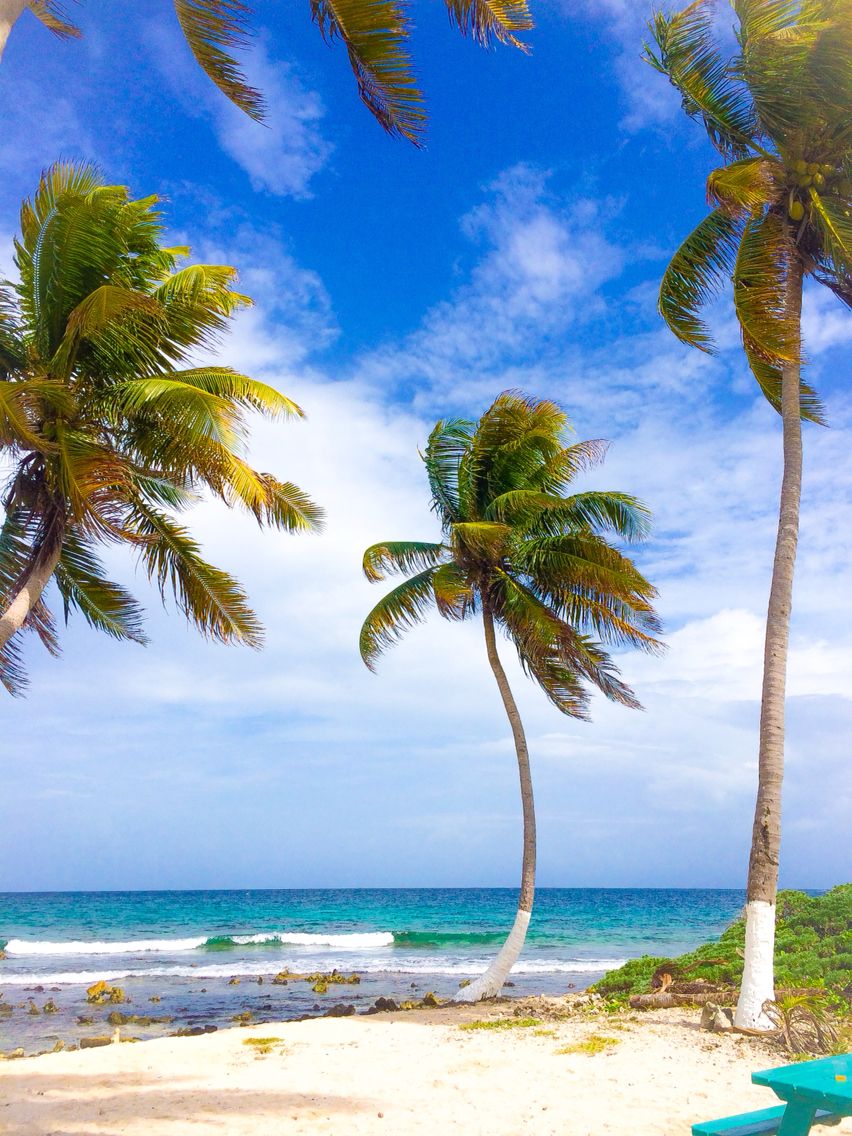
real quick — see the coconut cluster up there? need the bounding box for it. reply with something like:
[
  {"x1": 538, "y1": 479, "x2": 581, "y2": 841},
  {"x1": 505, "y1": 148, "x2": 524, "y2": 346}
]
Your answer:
[{"x1": 787, "y1": 159, "x2": 837, "y2": 221}]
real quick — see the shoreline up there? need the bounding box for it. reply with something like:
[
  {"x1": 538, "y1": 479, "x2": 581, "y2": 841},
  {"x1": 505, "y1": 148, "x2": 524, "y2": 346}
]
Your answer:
[{"x1": 5, "y1": 997, "x2": 846, "y2": 1136}]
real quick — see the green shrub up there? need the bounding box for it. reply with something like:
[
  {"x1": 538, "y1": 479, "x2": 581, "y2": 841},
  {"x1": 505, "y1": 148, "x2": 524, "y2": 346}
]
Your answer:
[{"x1": 591, "y1": 885, "x2": 852, "y2": 1004}]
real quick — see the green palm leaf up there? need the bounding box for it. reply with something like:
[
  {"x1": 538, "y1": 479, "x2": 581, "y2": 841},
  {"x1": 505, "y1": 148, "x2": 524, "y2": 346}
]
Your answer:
[
  {"x1": 310, "y1": 0, "x2": 425, "y2": 144},
  {"x1": 131, "y1": 502, "x2": 264, "y2": 647},
  {"x1": 733, "y1": 211, "x2": 800, "y2": 362},
  {"x1": 528, "y1": 439, "x2": 610, "y2": 493},
  {"x1": 444, "y1": 0, "x2": 533, "y2": 50},
  {"x1": 706, "y1": 156, "x2": 781, "y2": 213},
  {"x1": 491, "y1": 570, "x2": 593, "y2": 718},
  {"x1": 740, "y1": 333, "x2": 826, "y2": 424},
  {"x1": 645, "y1": 1, "x2": 757, "y2": 156},
  {"x1": 432, "y1": 562, "x2": 474, "y2": 620},
  {"x1": 423, "y1": 418, "x2": 474, "y2": 527},
  {"x1": 659, "y1": 208, "x2": 742, "y2": 350},
  {"x1": 359, "y1": 567, "x2": 438, "y2": 669},
  {"x1": 173, "y1": 0, "x2": 264, "y2": 121},
  {"x1": 363, "y1": 540, "x2": 448, "y2": 582},
  {"x1": 517, "y1": 491, "x2": 653, "y2": 543},
  {"x1": 808, "y1": 187, "x2": 852, "y2": 271},
  {"x1": 55, "y1": 533, "x2": 148, "y2": 643}
]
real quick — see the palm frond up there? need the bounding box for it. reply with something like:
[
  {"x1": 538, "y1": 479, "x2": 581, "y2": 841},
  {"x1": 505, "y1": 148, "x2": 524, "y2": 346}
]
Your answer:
[
  {"x1": 29, "y1": 1, "x2": 81, "y2": 39},
  {"x1": 808, "y1": 188, "x2": 852, "y2": 273},
  {"x1": 444, "y1": 0, "x2": 533, "y2": 50},
  {"x1": 644, "y1": 1, "x2": 756, "y2": 157},
  {"x1": 535, "y1": 491, "x2": 654, "y2": 543},
  {"x1": 173, "y1": 0, "x2": 264, "y2": 121},
  {"x1": 659, "y1": 207, "x2": 742, "y2": 350},
  {"x1": 741, "y1": 332, "x2": 825, "y2": 424},
  {"x1": 0, "y1": 288, "x2": 27, "y2": 377},
  {"x1": 55, "y1": 533, "x2": 148, "y2": 643},
  {"x1": 310, "y1": 0, "x2": 425, "y2": 145},
  {"x1": 450, "y1": 520, "x2": 511, "y2": 561},
  {"x1": 52, "y1": 284, "x2": 164, "y2": 375},
  {"x1": 528, "y1": 439, "x2": 610, "y2": 493},
  {"x1": 0, "y1": 636, "x2": 29, "y2": 697},
  {"x1": 359, "y1": 567, "x2": 438, "y2": 669},
  {"x1": 363, "y1": 540, "x2": 448, "y2": 582},
  {"x1": 248, "y1": 474, "x2": 325, "y2": 532},
  {"x1": 733, "y1": 210, "x2": 799, "y2": 362},
  {"x1": 706, "y1": 156, "x2": 780, "y2": 214},
  {"x1": 131, "y1": 501, "x2": 264, "y2": 647},
  {"x1": 491, "y1": 571, "x2": 591, "y2": 718},
  {"x1": 432, "y1": 562, "x2": 474, "y2": 620},
  {"x1": 0, "y1": 379, "x2": 48, "y2": 451},
  {"x1": 121, "y1": 368, "x2": 303, "y2": 420},
  {"x1": 735, "y1": 0, "x2": 851, "y2": 144},
  {"x1": 423, "y1": 418, "x2": 474, "y2": 528}
]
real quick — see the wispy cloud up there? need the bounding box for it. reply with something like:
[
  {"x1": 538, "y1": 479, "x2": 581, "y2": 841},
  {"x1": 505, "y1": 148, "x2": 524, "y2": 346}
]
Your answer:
[{"x1": 211, "y1": 44, "x2": 333, "y2": 199}]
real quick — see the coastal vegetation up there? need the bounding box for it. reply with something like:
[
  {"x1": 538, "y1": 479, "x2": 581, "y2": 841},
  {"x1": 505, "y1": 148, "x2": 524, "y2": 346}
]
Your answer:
[
  {"x1": 0, "y1": 0, "x2": 533, "y2": 143},
  {"x1": 360, "y1": 391, "x2": 662, "y2": 999},
  {"x1": 591, "y1": 886, "x2": 852, "y2": 1018},
  {"x1": 0, "y1": 162, "x2": 321, "y2": 693},
  {"x1": 645, "y1": 0, "x2": 852, "y2": 1029}
]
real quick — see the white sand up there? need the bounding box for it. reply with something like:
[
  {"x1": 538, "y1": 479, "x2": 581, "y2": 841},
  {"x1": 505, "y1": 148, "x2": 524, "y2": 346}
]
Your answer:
[{"x1": 2, "y1": 1003, "x2": 850, "y2": 1136}]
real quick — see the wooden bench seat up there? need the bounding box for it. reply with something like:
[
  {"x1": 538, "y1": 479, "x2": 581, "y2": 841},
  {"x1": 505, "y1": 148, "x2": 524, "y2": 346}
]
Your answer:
[{"x1": 692, "y1": 1105, "x2": 840, "y2": 1135}]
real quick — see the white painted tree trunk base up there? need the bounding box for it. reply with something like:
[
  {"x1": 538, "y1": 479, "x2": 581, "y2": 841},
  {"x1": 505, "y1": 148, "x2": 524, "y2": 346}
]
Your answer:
[
  {"x1": 734, "y1": 900, "x2": 777, "y2": 1030},
  {"x1": 453, "y1": 908, "x2": 531, "y2": 1003}
]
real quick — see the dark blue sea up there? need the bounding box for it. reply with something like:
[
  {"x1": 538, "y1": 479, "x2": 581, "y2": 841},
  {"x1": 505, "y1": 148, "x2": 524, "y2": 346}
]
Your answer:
[{"x1": 0, "y1": 887, "x2": 746, "y2": 1053}]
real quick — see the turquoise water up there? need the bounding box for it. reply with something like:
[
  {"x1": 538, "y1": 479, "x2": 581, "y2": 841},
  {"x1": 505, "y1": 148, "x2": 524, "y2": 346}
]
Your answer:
[{"x1": 0, "y1": 888, "x2": 746, "y2": 1053}]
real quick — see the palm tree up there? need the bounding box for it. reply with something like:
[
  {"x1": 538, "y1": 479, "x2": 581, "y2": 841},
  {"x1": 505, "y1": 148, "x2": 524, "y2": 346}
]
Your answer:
[
  {"x1": 0, "y1": 1, "x2": 534, "y2": 144},
  {"x1": 360, "y1": 392, "x2": 662, "y2": 1000},
  {"x1": 0, "y1": 161, "x2": 323, "y2": 694},
  {"x1": 644, "y1": 0, "x2": 851, "y2": 1028}
]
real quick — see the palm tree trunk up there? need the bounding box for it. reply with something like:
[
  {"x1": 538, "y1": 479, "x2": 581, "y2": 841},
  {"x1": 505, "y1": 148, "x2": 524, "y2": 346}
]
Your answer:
[
  {"x1": 0, "y1": 542, "x2": 62, "y2": 649},
  {"x1": 455, "y1": 602, "x2": 536, "y2": 1003},
  {"x1": 0, "y1": 0, "x2": 28, "y2": 60},
  {"x1": 734, "y1": 250, "x2": 804, "y2": 1031}
]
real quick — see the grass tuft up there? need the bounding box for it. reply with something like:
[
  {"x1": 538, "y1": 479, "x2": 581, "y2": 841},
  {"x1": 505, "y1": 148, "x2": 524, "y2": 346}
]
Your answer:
[
  {"x1": 242, "y1": 1036, "x2": 284, "y2": 1055},
  {"x1": 556, "y1": 1034, "x2": 620, "y2": 1055},
  {"x1": 459, "y1": 1016, "x2": 541, "y2": 1031}
]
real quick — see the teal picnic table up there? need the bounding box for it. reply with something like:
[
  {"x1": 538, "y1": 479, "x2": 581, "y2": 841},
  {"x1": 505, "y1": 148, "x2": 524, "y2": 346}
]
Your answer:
[
  {"x1": 692, "y1": 1053, "x2": 852, "y2": 1136},
  {"x1": 751, "y1": 1054, "x2": 852, "y2": 1135}
]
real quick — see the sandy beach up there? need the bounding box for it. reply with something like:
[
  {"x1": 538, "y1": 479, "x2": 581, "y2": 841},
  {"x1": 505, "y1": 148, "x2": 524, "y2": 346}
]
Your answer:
[{"x1": 3, "y1": 1000, "x2": 848, "y2": 1136}]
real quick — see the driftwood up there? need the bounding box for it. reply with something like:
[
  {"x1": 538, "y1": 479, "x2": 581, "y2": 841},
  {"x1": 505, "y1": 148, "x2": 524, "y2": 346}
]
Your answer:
[{"x1": 629, "y1": 991, "x2": 736, "y2": 1009}]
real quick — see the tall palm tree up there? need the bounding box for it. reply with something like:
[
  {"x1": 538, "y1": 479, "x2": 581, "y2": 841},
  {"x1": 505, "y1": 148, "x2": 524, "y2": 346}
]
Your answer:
[
  {"x1": 0, "y1": 1, "x2": 534, "y2": 144},
  {"x1": 0, "y1": 161, "x2": 323, "y2": 693},
  {"x1": 360, "y1": 392, "x2": 662, "y2": 1000},
  {"x1": 644, "y1": 0, "x2": 851, "y2": 1028}
]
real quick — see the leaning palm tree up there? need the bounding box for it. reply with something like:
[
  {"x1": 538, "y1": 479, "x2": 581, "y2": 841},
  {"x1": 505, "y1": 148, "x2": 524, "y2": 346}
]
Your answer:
[
  {"x1": 0, "y1": 161, "x2": 322, "y2": 693},
  {"x1": 360, "y1": 392, "x2": 662, "y2": 1000},
  {"x1": 644, "y1": 0, "x2": 851, "y2": 1028},
  {"x1": 0, "y1": 1, "x2": 534, "y2": 144}
]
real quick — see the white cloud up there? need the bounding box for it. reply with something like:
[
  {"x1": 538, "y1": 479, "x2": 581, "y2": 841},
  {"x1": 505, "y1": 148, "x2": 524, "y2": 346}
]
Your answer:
[
  {"x1": 212, "y1": 44, "x2": 333, "y2": 199},
  {"x1": 144, "y1": 22, "x2": 333, "y2": 200}
]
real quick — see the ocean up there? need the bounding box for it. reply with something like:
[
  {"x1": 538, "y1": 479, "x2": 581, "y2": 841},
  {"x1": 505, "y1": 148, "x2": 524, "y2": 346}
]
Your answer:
[{"x1": 1, "y1": 887, "x2": 746, "y2": 1054}]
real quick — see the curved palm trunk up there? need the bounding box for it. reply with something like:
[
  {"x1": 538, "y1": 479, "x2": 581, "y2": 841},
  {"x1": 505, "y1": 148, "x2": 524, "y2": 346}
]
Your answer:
[
  {"x1": 0, "y1": 0, "x2": 27, "y2": 60},
  {"x1": 455, "y1": 603, "x2": 536, "y2": 1003},
  {"x1": 0, "y1": 542, "x2": 62, "y2": 649},
  {"x1": 734, "y1": 253, "x2": 804, "y2": 1031}
]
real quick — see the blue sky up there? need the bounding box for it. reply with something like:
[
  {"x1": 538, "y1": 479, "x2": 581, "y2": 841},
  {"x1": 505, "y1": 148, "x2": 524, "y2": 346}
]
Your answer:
[{"x1": 0, "y1": 0, "x2": 849, "y2": 892}]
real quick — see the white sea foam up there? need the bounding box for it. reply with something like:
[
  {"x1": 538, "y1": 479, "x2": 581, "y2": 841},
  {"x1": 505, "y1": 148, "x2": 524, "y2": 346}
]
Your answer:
[
  {"x1": 3, "y1": 937, "x2": 209, "y2": 957},
  {"x1": 0, "y1": 957, "x2": 627, "y2": 985},
  {"x1": 230, "y1": 932, "x2": 394, "y2": 949},
  {"x1": 2, "y1": 931, "x2": 395, "y2": 957}
]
